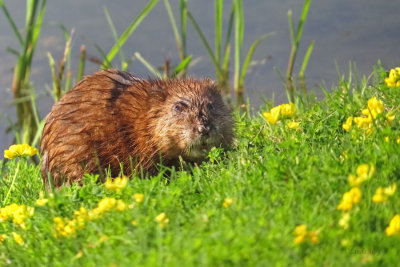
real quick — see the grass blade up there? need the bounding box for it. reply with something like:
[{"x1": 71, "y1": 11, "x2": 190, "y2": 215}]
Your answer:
[
  {"x1": 295, "y1": 0, "x2": 312, "y2": 46},
  {"x1": 164, "y1": 0, "x2": 183, "y2": 60},
  {"x1": 180, "y1": 0, "x2": 187, "y2": 59},
  {"x1": 239, "y1": 32, "x2": 275, "y2": 88},
  {"x1": 102, "y1": 0, "x2": 159, "y2": 68},
  {"x1": 104, "y1": 6, "x2": 126, "y2": 68},
  {"x1": 172, "y1": 55, "x2": 192, "y2": 78},
  {"x1": 299, "y1": 41, "x2": 314, "y2": 79},
  {"x1": 187, "y1": 11, "x2": 222, "y2": 77},
  {"x1": 0, "y1": 1, "x2": 24, "y2": 46},
  {"x1": 134, "y1": 52, "x2": 162, "y2": 78},
  {"x1": 215, "y1": 0, "x2": 223, "y2": 64},
  {"x1": 77, "y1": 45, "x2": 86, "y2": 82},
  {"x1": 233, "y1": 0, "x2": 244, "y2": 91}
]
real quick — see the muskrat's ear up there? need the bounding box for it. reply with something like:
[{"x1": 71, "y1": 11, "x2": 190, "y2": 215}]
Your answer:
[{"x1": 149, "y1": 85, "x2": 167, "y2": 102}]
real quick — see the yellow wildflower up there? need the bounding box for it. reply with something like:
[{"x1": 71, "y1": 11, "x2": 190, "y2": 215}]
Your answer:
[
  {"x1": 12, "y1": 232, "x2": 24, "y2": 246},
  {"x1": 222, "y1": 198, "x2": 234, "y2": 208},
  {"x1": 337, "y1": 187, "x2": 361, "y2": 211},
  {"x1": 386, "y1": 214, "x2": 400, "y2": 236},
  {"x1": 353, "y1": 116, "x2": 372, "y2": 129},
  {"x1": 385, "y1": 137, "x2": 390, "y2": 142},
  {"x1": 4, "y1": 144, "x2": 38, "y2": 160},
  {"x1": 133, "y1": 193, "x2": 144, "y2": 203},
  {"x1": 0, "y1": 234, "x2": 6, "y2": 244},
  {"x1": 348, "y1": 164, "x2": 374, "y2": 187},
  {"x1": 262, "y1": 103, "x2": 296, "y2": 125},
  {"x1": 367, "y1": 97, "x2": 384, "y2": 119},
  {"x1": 293, "y1": 224, "x2": 319, "y2": 245},
  {"x1": 397, "y1": 136, "x2": 400, "y2": 144},
  {"x1": 384, "y1": 184, "x2": 397, "y2": 195},
  {"x1": 36, "y1": 198, "x2": 49, "y2": 206},
  {"x1": 105, "y1": 176, "x2": 128, "y2": 193},
  {"x1": 384, "y1": 67, "x2": 400, "y2": 87},
  {"x1": 0, "y1": 203, "x2": 34, "y2": 227},
  {"x1": 372, "y1": 187, "x2": 388, "y2": 203},
  {"x1": 373, "y1": 184, "x2": 397, "y2": 203},
  {"x1": 280, "y1": 103, "x2": 296, "y2": 116},
  {"x1": 356, "y1": 164, "x2": 375, "y2": 181},
  {"x1": 342, "y1": 117, "x2": 353, "y2": 132},
  {"x1": 308, "y1": 231, "x2": 319, "y2": 244},
  {"x1": 386, "y1": 111, "x2": 395, "y2": 123},
  {"x1": 116, "y1": 200, "x2": 126, "y2": 211},
  {"x1": 338, "y1": 212, "x2": 351, "y2": 229},
  {"x1": 155, "y1": 212, "x2": 169, "y2": 227},
  {"x1": 263, "y1": 106, "x2": 281, "y2": 124},
  {"x1": 287, "y1": 121, "x2": 299, "y2": 129},
  {"x1": 131, "y1": 220, "x2": 137, "y2": 226},
  {"x1": 294, "y1": 224, "x2": 307, "y2": 236},
  {"x1": 293, "y1": 234, "x2": 306, "y2": 245}
]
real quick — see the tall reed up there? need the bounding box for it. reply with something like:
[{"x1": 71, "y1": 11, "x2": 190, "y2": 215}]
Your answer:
[
  {"x1": 286, "y1": 0, "x2": 313, "y2": 102},
  {"x1": 1, "y1": 0, "x2": 47, "y2": 144}
]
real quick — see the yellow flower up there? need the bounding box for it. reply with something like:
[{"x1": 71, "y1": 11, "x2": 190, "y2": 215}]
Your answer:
[
  {"x1": 373, "y1": 184, "x2": 397, "y2": 203},
  {"x1": 294, "y1": 224, "x2": 307, "y2": 236},
  {"x1": 385, "y1": 136, "x2": 390, "y2": 142},
  {"x1": 0, "y1": 203, "x2": 34, "y2": 227},
  {"x1": 36, "y1": 198, "x2": 49, "y2": 206},
  {"x1": 0, "y1": 234, "x2": 6, "y2": 244},
  {"x1": 133, "y1": 193, "x2": 144, "y2": 203},
  {"x1": 12, "y1": 232, "x2": 24, "y2": 246},
  {"x1": 116, "y1": 200, "x2": 126, "y2": 211},
  {"x1": 293, "y1": 224, "x2": 319, "y2": 245},
  {"x1": 287, "y1": 121, "x2": 299, "y2": 129},
  {"x1": 386, "y1": 111, "x2": 395, "y2": 123},
  {"x1": 105, "y1": 176, "x2": 128, "y2": 193},
  {"x1": 384, "y1": 67, "x2": 400, "y2": 87},
  {"x1": 353, "y1": 116, "x2": 372, "y2": 129},
  {"x1": 356, "y1": 164, "x2": 375, "y2": 181},
  {"x1": 338, "y1": 212, "x2": 351, "y2": 229},
  {"x1": 342, "y1": 117, "x2": 353, "y2": 132},
  {"x1": 263, "y1": 106, "x2": 281, "y2": 124},
  {"x1": 386, "y1": 214, "x2": 400, "y2": 236},
  {"x1": 4, "y1": 144, "x2": 38, "y2": 160},
  {"x1": 367, "y1": 97, "x2": 384, "y2": 119},
  {"x1": 131, "y1": 220, "x2": 137, "y2": 226},
  {"x1": 337, "y1": 187, "x2": 361, "y2": 211},
  {"x1": 155, "y1": 212, "x2": 169, "y2": 227},
  {"x1": 293, "y1": 234, "x2": 306, "y2": 245},
  {"x1": 384, "y1": 184, "x2": 397, "y2": 196},
  {"x1": 397, "y1": 136, "x2": 400, "y2": 144},
  {"x1": 280, "y1": 103, "x2": 296, "y2": 116},
  {"x1": 372, "y1": 187, "x2": 388, "y2": 203},
  {"x1": 308, "y1": 231, "x2": 319, "y2": 244},
  {"x1": 223, "y1": 198, "x2": 234, "y2": 208},
  {"x1": 348, "y1": 164, "x2": 374, "y2": 187}
]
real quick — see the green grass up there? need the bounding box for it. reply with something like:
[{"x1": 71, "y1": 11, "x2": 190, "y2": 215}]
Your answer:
[{"x1": 1, "y1": 65, "x2": 400, "y2": 266}]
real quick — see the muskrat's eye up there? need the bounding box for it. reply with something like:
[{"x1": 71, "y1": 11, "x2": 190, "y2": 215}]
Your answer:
[{"x1": 173, "y1": 101, "x2": 188, "y2": 113}]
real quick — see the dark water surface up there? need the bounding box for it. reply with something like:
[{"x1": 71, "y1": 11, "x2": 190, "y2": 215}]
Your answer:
[{"x1": 1, "y1": 0, "x2": 400, "y2": 151}]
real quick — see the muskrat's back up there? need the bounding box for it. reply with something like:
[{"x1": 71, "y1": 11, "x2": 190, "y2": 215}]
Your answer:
[{"x1": 40, "y1": 70, "x2": 233, "y2": 187}]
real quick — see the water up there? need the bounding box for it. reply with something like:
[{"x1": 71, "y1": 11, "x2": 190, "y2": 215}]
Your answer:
[{"x1": 1, "y1": 0, "x2": 400, "y2": 152}]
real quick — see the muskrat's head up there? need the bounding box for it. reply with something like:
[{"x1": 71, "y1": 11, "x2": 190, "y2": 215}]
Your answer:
[{"x1": 147, "y1": 78, "x2": 233, "y2": 162}]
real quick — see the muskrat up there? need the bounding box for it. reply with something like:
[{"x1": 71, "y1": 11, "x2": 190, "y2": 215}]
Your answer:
[{"x1": 40, "y1": 69, "x2": 233, "y2": 187}]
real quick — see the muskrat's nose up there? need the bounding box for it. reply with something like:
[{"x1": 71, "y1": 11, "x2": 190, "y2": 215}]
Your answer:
[{"x1": 197, "y1": 123, "x2": 211, "y2": 135}]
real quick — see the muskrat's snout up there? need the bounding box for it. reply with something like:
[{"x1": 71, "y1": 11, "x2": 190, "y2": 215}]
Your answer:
[{"x1": 196, "y1": 113, "x2": 212, "y2": 136}]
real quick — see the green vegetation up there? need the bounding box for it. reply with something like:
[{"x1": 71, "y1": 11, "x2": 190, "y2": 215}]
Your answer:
[
  {"x1": 1, "y1": 0, "x2": 400, "y2": 265},
  {"x1": 1, "y1": 65, "x2": 400, "y2": 265}
]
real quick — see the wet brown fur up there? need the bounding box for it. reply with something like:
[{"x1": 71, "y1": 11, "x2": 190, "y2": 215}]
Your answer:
[{"x1": 40, "y1": 69, "x2": 233, "y2": 187}]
